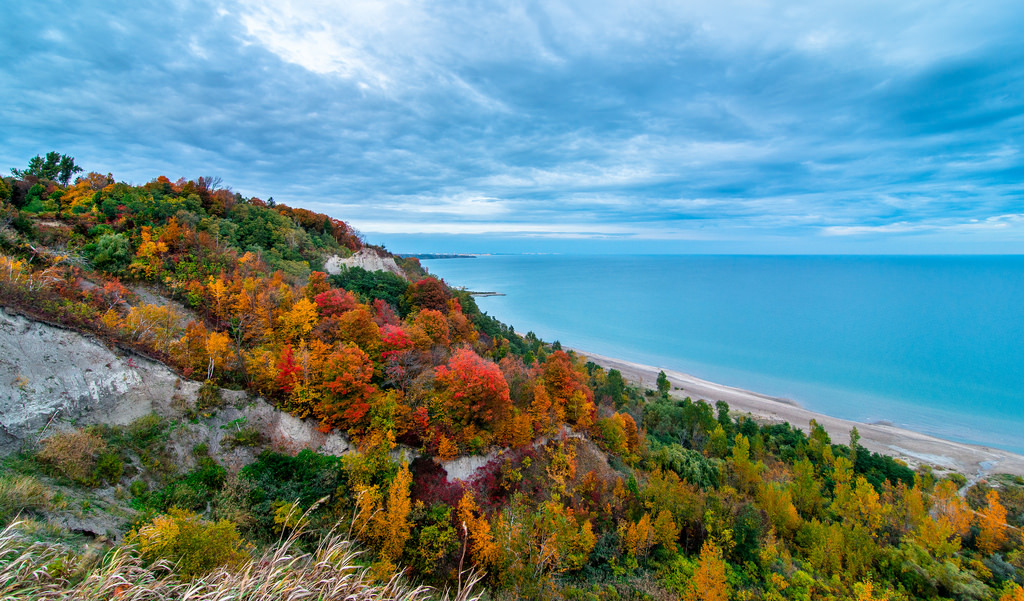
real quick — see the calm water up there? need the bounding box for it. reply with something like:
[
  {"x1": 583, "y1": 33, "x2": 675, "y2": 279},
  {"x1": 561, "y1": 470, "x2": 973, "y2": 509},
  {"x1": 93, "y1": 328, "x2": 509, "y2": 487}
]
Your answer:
[{"x1": 422, "y1": 255, "x2": 1024, "y2": 454}]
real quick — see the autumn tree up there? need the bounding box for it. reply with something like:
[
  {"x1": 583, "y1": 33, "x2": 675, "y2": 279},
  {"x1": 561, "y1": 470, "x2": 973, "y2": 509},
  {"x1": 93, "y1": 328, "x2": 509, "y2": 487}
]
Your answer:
[
  {"x1": 619, "y1": 513, "x2": 655, "y2": 562},
  {"x1": 730, "y1": 433, "x2": 763, "y2": 494},
  {"x1": 976, "y1": 488, "x2": 1009, "y2": 554},
  {"x1": 352, "y1": 461, "x2": 414, "y2": 574},
  {"x1": 376, "y1": 461, "x2": 414, "y2": 563},
  {"x1": 434, "y1": 349, "x2": 511, "y2": 435},
  {"x1": 540, "y1": 351, "x2": 596, "y2": 429},
  {"x1": 332, "y1": 305, "x2": 381, "y2": 354},
  {"x1": 916, "y1": 479, "x2": 971, "y2": 558},
  {"x1": 459, "y1": 490, "x2": 500, "y2": 567},
  {"x1": 408, "y1": 308, "x2": 450, "y2": 349},
  {"x1": 313, "y1": 288, "x2": 358, "y2": 317},
  {"x1": 406, "y1": 277, "x2": 450, "y2": 312},
  {"x1": 315, "y1": 343, "x2": 376, "y2": 430},
  {"x1": 1000, "y1": 583, "x2": 1024, "y2": 601},
  {"x1": 684, "y1": 540, "x2": 729, "y2": 601},
  {"x1": 303, "y1": 270, "x2": 330, "y2": 300}
]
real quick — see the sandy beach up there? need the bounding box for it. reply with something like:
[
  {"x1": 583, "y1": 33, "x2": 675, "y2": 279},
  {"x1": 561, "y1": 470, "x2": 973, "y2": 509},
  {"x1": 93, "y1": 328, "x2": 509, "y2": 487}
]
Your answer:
[{"x1": 575, "y1": 349, "x2": 1024, "y2": 479}]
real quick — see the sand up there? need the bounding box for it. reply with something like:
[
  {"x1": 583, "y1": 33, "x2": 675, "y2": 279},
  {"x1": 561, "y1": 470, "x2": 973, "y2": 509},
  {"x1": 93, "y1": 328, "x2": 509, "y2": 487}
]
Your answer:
[{"x1": 575, "y1": 349, "x2": 1024, "y2": 479}]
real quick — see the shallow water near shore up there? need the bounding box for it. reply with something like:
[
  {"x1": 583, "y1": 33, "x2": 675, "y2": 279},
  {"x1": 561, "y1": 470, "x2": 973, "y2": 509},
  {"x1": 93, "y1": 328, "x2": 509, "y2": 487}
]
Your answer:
[{"x1": 421, "y1": 255, "x2": 1024, "y2": 454}]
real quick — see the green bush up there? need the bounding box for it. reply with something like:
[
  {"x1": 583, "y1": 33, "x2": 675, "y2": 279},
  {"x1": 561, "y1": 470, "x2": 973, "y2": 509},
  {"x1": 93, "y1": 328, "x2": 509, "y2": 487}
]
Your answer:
[
  {"x1": 225, "y1": 428, "x2": 264, "y2": 449},
  {"x1": 86, "y1": 233, "x2": 132, "y2": 274},
  {"x1": 240, "y1": 450, "x2": 346, "y2": 540},
  {"x1": 138, "y1": 457, "x2": 227, "y2": 514}
]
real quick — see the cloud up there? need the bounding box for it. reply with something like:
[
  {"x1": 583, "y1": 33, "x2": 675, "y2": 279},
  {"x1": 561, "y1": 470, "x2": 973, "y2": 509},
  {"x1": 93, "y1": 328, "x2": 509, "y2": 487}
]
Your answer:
[
  {"x1": 823, "y1": 213, "x2": 1024, "y2": 237},
  {"x1": 1, "y1": 0, "x2": 1023, "y2": 252}
]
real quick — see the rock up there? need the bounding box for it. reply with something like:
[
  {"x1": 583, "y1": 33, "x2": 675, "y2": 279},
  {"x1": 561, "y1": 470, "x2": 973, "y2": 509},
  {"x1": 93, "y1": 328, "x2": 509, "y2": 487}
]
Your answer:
[
  {"x1": 324, "y1": 248, "x2": 406, "y2": 280},
  {"x1": 0, "y1": 307, "x2": 199, "y2": 453}
]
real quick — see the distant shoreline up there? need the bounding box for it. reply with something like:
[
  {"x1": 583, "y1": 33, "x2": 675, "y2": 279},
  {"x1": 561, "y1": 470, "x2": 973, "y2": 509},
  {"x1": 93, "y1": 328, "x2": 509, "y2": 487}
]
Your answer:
[
  {"x1": 404, "y1": 253, "x2": 478, "y2": 260},
  {"x1": 574, "y1": 348, "x2": 1024, "y2": 479}
]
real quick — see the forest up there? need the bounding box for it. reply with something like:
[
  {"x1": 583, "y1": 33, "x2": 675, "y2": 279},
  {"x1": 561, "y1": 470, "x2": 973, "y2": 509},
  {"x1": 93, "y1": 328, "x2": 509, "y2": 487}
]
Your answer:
[{"x1": 1, "y1": 154, "x2": 1023, "y2": 601}]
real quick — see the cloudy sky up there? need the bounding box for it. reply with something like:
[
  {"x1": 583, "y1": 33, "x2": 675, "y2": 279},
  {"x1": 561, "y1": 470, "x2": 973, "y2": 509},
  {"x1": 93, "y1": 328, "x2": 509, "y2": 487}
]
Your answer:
[{"x1": 3, "y1": 0, "x2": 1023, "y2": 253}]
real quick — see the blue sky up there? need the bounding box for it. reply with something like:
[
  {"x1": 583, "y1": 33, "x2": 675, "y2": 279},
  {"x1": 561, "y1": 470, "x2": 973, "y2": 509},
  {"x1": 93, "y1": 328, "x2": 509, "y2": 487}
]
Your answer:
[{"x1": 3, "y1": 0, "x2": 1023, "y2": 254}]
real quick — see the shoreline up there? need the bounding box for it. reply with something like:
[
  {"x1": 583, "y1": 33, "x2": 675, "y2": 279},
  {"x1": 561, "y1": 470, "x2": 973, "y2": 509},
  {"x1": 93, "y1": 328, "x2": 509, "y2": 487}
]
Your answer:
[{"x1": 574, "y1": 348, "x2": 1024, "y2": 479}]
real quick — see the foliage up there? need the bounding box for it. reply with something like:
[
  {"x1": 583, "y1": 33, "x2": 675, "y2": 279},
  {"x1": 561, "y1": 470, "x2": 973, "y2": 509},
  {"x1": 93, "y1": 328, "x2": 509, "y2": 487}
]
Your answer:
[
  {"x1": 136, "y1": 457, "x2": 227, "y2": 514},
  {"x1": 130, "y1": 508, "x2": 248, "y2": 578},
  {"x1": 239, "y1": 450, "x2": 346, "y2": 540},
  {"x1": 329, "y1": 267, "x2": 409, "y2": 315}
]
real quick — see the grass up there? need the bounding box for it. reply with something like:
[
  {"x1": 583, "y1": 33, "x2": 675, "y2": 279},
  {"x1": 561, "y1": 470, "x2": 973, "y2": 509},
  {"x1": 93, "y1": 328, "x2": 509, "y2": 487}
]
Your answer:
[
  {"x1": 0, "y1": 520, "x2": 481, "y2": 601},
  {"x1": 0, "y1": 474, "x2": 52, "y2": 523}
]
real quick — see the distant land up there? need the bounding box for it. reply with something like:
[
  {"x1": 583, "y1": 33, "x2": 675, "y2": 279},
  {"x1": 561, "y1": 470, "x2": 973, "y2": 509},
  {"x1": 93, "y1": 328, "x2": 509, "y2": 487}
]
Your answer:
[{"x1": 402, "y1": 252, "x2": 478, "y2": 259}]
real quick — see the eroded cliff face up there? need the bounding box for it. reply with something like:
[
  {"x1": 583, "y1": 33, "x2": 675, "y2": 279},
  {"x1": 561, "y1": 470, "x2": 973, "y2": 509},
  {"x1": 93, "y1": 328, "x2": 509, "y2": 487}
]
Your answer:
[
  {"x1": 0, "y1": 307, "x2": 197, "y2": 453},
  {"x1": 324, "y1": 248, "x2": 407, "y2": 279}
]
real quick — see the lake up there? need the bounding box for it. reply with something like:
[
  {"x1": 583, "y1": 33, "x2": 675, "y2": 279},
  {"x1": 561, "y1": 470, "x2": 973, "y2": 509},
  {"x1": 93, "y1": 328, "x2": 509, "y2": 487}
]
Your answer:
[{"x1": 422, "y1": 255, "x2": 1024, "y2": 453}]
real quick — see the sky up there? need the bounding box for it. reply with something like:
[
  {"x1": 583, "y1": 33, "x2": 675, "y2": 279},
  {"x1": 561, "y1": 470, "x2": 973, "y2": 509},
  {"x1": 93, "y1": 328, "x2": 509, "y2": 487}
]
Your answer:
[{"x1": 2, "y1": 0, "x2": 1023, "y2": 254}]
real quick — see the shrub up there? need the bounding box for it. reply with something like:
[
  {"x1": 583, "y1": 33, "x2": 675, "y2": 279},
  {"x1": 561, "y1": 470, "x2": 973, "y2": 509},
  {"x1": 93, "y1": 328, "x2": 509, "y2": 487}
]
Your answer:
[
  {"x1": 139, "y1": 457, "x2": 227, "y2": 514},
  {"x1": 37, "y1": 429, "x2": 119, "y2": 487},
  {"x1": 197, "y1": 380, "x2": 223, "y2": 412},
  {"x1": 225, "y1": 427, "x2": 265, "y2": 449},
  {"x1": 130, "y1": 508, "x2": 248, "y2": 578},
  {"x1": 240, "y1": 450, "x2": 346, "y2": 540}
]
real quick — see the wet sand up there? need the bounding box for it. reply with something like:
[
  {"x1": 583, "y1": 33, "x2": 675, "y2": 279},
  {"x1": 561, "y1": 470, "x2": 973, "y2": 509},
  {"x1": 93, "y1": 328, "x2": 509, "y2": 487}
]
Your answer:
[{"x1": 576, "y1": 349, "x2": 1024, "y2": 479}]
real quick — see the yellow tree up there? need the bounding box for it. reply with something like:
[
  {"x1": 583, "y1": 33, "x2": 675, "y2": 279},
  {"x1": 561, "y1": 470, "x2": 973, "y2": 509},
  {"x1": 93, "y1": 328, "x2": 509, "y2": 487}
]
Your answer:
[
  {"x1": 916, "y1": 479, "x2": 971, "y2": 559},
  {"x1": 730, "y1": 434, "x2": 763, "y2": 494},
  {"x1": 653, "y1": 509, "x2": 680, "y2": 552},
  {"x1": 207, "y1": 275, "x2": 231, "y2": 326},
  {"x1": 833, "y1": 474, "x2": 888, "y2": 536},
  {"x1": 279, "y1": 296, "x2": 319, "y2": 343},
  {"x1": 619, "y1": 513, "x2": 655, "y2": 562},
  {"x1": 130, "y1": 226, "x2": 168, "y2": 280},
  {"x1": 380, "y1": 462, "x2": 413, "y2": 563},
  {"x1": 852, "y1": 581, "x2": 891, "y2": 601},
  {"x1": 684, "y1": 540, "x2": 729, "y2": 601},
  {"x1": 977, "y1": 488, "x2": 1009, "y2": 554},
  {"x1": 1000, "y1": 583, "x2": 1024, "y2": 601},
  {"x1": 757, "y1": 482, "x2": 801, "y2": 537},
  {"x1": 350, "y1": 461, "x2": 413, "y2": 575},
  {"x1": 458, "y1": 490, "x2": 500, "y2": 567},
  {"x1": 205, "y1": 330, "x2": 232, "y2": 380}
]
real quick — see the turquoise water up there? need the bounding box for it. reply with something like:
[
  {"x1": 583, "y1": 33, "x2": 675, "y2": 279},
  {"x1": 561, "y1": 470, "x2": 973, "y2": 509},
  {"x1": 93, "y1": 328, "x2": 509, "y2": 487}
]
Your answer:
[{"x1": 421, "y1": 255, "x2": 1024, "y2": 454}]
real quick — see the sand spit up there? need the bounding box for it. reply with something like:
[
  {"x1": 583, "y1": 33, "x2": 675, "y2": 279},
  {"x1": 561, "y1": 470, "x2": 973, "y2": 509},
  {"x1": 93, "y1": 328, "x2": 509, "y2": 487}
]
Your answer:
[{"x1": 576, "y1": 349, "x2": 1024, "y2": 479}]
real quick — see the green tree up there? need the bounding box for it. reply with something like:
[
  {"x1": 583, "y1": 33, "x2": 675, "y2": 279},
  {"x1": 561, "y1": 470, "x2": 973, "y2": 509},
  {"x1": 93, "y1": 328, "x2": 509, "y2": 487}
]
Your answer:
[
  {"x1": 11, "y1": 151, "x2": 82, "y2": 186},
  {"x1": 603, "y1": 368, "x2": 627, "y2": 408},
  {"x1": 656, "y1": 370, "x2": 670, "y2": 396}
]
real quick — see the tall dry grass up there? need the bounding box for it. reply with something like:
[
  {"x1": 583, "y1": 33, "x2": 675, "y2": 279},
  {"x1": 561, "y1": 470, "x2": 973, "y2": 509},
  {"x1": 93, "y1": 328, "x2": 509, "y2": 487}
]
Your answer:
[
  {"x1": 0, "y1": 474, "x2": 52, "y2": 521},
  {"x1": 0, "y1": 521, "x2": 480, "y2": 601}
]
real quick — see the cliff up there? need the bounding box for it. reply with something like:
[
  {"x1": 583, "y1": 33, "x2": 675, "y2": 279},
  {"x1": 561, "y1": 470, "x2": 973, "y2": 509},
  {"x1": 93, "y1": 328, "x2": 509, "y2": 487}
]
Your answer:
[{"x1": 323, "y1": 248, "x2": 407, "y2": 279}]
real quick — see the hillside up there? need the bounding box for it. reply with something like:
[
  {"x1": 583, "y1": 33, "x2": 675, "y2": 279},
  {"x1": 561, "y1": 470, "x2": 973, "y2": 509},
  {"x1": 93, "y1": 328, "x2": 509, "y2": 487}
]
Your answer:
[{"x1": 2, "y1": 155, "x2": 1024, "y2": 601}]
